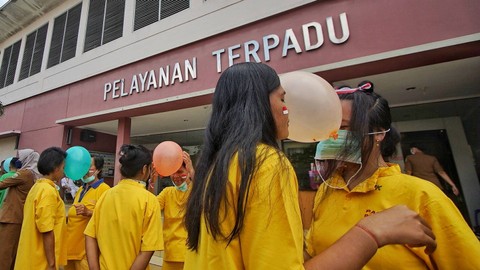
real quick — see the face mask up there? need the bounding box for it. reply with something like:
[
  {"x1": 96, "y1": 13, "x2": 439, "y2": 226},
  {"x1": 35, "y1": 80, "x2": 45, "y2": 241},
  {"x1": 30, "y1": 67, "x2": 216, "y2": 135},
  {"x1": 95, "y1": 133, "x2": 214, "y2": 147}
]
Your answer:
[
  {"x1": 173, "y1": 181, "x2": 188, "y2": 192},
  {"x1": 314, "y1": 130, "x2": 363, "y2": 189},
  {"x1": 314, "y1": 130, "x2": 361, "y2": 164},
  {"x1": 82, "y1": 170, "x2": 97, "y2": 184},
  {"x1": 82, "y1": 175, "x2": 95, "y2": 183}
]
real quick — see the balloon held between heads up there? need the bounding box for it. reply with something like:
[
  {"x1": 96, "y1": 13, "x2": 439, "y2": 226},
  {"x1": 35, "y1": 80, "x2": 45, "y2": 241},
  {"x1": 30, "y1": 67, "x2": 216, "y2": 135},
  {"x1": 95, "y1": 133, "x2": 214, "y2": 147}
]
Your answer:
[{"x1": 280, "y1": 71, "x2": 342, "y2": 142}]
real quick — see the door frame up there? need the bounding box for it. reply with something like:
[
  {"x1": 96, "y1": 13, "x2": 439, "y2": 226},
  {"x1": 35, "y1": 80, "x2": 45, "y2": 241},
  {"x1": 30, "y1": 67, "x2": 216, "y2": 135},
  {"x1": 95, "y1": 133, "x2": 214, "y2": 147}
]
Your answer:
[{"x1": 394, "y1": 117, "x2": 480, "y2": 227}]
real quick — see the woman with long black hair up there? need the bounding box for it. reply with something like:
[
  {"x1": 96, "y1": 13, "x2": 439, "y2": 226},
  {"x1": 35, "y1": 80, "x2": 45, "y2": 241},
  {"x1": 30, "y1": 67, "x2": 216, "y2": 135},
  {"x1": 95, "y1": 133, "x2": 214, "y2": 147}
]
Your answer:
[{"x1": 184, "y1": 62, "x2": 436, "y2": 269}]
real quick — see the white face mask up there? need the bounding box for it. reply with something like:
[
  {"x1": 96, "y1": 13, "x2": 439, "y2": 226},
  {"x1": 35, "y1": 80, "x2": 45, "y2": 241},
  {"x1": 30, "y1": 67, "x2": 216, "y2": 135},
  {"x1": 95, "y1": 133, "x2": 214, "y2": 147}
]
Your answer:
[{"x1": 82, "y1": 170, "x2": 97, "y2": 183}]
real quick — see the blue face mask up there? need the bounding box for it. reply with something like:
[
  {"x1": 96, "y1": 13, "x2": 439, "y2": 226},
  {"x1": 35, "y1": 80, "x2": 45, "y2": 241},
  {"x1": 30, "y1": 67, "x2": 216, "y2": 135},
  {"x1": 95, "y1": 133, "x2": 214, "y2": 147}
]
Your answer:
[
  {"x1": 173, "y1": 181, "x2": 188, "y2": 192},
  {"x1": 314, "y1": 130, "x2": 361, "y2": 164}
]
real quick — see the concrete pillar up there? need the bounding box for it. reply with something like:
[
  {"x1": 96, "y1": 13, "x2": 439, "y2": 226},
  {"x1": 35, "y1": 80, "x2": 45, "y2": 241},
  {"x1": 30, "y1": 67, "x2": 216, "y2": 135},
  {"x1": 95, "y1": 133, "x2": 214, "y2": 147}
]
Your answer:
[{"x1": 114, "y1": 117, "x2": 131, "y2": 185}]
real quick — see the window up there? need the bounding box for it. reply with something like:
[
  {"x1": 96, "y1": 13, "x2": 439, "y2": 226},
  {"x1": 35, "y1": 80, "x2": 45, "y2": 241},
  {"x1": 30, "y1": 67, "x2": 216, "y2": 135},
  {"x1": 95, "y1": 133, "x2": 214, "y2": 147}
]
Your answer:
[
  {"x1": 0, "y1": 40, "x2": 22, "y2": 89},
  {"x1": 84, "y1": 0, "x2": 125, "y2": 52},
  {"x1": 134, "y1": 0, "x2": 190, "y2": 31},
  {"x1": 47, "y1": 3, "x2": 82, "y2": 68},
  {"x1": 19, "y1": 24, "x2": 48, "y2": 80}
]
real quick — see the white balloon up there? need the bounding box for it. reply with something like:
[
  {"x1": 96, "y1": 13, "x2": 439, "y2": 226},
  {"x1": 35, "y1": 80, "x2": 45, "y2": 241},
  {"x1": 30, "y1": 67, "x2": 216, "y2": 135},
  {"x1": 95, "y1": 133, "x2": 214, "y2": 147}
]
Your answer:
[{"x1": 280, "y1": 71, "x2": 342, "y2": 142}]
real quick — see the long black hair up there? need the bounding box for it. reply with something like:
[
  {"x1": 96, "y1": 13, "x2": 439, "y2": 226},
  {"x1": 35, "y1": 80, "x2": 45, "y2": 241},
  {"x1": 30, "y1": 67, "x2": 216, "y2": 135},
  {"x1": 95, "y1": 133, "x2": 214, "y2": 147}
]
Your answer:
[
  {"x1": 339, "y1": 81, "x2": 400, "y2": 165},
  {"x1": 185, "y1": 62, "x2": 281, "y2": 251}
]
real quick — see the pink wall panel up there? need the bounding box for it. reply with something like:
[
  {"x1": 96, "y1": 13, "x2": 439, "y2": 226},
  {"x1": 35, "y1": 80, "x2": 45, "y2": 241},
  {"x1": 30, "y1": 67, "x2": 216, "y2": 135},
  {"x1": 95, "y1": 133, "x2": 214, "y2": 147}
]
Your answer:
[
  {"x1": 21, "y1": 88, "x2": 69, "y2": 132},
  {"x1": 60, "y1": 0, "x2": 480, "y2": 122},
  {"x1": 18, "y1": 126, "x2": 64, "y2": 152},
  {"x1": 0, "y1": 101, "x2": 25, "y2": 131}
]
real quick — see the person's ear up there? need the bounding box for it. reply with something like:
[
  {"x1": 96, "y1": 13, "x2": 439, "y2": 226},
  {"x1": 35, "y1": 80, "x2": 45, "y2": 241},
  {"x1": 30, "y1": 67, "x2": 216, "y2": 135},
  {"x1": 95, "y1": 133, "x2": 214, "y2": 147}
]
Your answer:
[{"x1": 374, "y1": 130, "x2": 386, "y2": 142}]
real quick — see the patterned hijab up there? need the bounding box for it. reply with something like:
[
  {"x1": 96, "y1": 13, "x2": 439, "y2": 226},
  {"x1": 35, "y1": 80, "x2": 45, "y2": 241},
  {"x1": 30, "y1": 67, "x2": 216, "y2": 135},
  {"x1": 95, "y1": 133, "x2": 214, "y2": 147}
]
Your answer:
[{"x1": 18, "y1": 149, "x2": 41, "y2": 180}]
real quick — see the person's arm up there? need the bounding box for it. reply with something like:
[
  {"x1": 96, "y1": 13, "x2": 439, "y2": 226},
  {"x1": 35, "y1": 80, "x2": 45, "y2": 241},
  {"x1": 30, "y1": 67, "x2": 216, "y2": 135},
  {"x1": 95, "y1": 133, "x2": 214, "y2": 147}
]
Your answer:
[
  {"x1": 130, "y1": 251, "x2": 154, "y2": 270},
  {"x1": 304, "y1": 205, "x2": 436, "y2": 270},
  {"x1": 0, "y1": 174, "x2": 21, "y2": 190},
  {"x1": 85, "y1": 235, "x2": 100, "y2": 270},
  {"x1": 42, "y1": 231, "x2": 56, "y2": 270},
  {"x1": 437, "y1": 171, "x2": 459, "y2": 195},
  {"x1": 182, "y1": 151, "x2": 195, "y2": 181},
  {"x1": 432, "y1": 158, "x2": 459, "y2": 196},
  {"x1": 404, "y1": 156, "x2": 413, "y2": 175},
  {"x1": 74, "y1": 204, "x2": 93, "y2": 216}
]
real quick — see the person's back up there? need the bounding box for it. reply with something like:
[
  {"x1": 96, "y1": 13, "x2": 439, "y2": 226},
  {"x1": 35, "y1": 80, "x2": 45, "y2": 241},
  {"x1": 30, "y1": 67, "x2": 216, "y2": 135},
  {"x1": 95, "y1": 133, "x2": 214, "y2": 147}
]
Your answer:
[
  {"x1": 404, "y1": 152, "x2": 443, "y2": 188},
  {"x1": 15, "y1": 178, "x2": 67, "y2": 269},
  {"x1": 86, "y1": 181, "x2": 160, "y2": 269},
  {"x1": 184, "y1": 144, "x2": 304, "y2": 270},
  {"x1": 85, "y1": 144, "x2": 163, "y2": 270}
]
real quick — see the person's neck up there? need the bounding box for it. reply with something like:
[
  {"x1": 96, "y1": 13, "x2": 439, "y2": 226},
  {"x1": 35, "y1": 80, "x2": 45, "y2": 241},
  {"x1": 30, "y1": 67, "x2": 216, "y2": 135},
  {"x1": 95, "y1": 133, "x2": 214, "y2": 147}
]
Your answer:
[
  {"x1": 44, "y1": 174, "x2": 59, "y2": 183},
  {"x1": 87, "y1": 178, "x2": 100, "y2": 186},
  {"x1": 343, "y1": 155, "x2": 388, "y2": 190}
]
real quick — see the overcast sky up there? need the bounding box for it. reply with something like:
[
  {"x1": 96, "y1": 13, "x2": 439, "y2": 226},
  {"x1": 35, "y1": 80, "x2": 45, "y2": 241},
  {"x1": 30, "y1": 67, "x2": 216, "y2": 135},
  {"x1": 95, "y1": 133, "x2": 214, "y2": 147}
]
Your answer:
[{"x1": 0, "y1": 0, "x2": 9, "y2": 8}]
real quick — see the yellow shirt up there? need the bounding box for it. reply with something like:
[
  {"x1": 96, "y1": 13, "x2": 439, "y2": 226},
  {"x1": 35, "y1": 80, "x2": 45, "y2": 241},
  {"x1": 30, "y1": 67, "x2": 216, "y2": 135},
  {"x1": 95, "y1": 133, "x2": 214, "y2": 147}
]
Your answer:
[
  {"x1": 66, "y1": 180, "x2": 110, "y2": 260},
  {"x1": 15, "y1": 178, "x2": 67, "y2": 270},
  {"x1": 157, "y1": 186, "x2": 190, "y2": 262},
  {"x1": 306, "y1": 164, "x2": 480, "y2": 269},
  {"x1": 184, "y1": 144, "x2": 304, "y2": 270},
  {"x1": 84, "y1": 179, "x2": 163, "y2": 270}
]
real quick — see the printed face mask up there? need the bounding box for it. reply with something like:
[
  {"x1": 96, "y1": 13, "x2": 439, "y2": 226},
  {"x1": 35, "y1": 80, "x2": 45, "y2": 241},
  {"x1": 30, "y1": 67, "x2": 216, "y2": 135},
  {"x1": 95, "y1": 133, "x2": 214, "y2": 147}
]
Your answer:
[{"x1": 314, "y1": 130, "x2": 361, "y2": 164}]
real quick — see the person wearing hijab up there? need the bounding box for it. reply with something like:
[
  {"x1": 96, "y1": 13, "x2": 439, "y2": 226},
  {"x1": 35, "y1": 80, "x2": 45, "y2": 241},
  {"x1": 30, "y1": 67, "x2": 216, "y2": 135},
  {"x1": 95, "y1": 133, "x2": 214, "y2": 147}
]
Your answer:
[
  {"x1": 0, "y1": 157, "x2": 22, "y2": 208},
  {"x1": 0, "y1": 149, "x2": 40, "y2": 270}
]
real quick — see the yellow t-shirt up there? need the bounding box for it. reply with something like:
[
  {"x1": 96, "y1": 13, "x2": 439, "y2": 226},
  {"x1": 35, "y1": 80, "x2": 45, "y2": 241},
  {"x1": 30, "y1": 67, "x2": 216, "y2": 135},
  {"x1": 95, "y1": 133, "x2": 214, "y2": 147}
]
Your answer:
[
  {"x1": 305, "y1": 164, "x2": 480, "y2": 269},
  {"x1": 184, "y1": 144, "x2": 304, "y2": 270},
  {"x1": 14, "y1": 178, "x2": 67, "y2": 269},
  {"x1": 84, "y1": 179, "x2": 163, "y2": 270},
  {"x1": 66, "y1": 180, "x2": 110, "y2": 260},
  {"x1": 157, "y1": 186, "x2": 190, "y2": 262}
]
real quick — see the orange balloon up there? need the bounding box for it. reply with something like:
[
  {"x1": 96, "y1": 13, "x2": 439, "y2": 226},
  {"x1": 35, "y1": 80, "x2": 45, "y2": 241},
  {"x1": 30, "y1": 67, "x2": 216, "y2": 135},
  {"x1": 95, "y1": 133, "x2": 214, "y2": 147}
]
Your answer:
[
  {"x1": 280, "y1": 71, "x2": 342, "y2": 142},
  {"x1": 153, "y1": 141, "x2": 183, "y2": 176}
]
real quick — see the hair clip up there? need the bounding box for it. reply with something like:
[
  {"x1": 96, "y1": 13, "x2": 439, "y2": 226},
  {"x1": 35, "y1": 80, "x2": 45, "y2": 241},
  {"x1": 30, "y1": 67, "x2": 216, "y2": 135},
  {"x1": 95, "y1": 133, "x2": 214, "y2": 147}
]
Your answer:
[{"x1": 335, "y1": 81, "x2": 374, "y2": 95}]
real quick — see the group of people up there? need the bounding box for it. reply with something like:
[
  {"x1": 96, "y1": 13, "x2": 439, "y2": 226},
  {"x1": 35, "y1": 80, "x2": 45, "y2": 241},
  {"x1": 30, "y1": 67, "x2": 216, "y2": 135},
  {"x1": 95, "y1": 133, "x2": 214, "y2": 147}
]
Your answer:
[{"x1": 0, "y1": 62, "x2": 479, "y2": 269}]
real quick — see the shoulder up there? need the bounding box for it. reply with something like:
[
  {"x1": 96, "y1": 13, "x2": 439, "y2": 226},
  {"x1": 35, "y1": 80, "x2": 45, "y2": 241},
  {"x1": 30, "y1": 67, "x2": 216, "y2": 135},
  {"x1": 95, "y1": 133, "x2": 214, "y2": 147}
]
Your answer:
[
  {"x1": 98, "y1": 182, "x2": 111, "y2": 190},
  {"x1": 390, "y1": 173, "x2": 446, "y2": 198}
]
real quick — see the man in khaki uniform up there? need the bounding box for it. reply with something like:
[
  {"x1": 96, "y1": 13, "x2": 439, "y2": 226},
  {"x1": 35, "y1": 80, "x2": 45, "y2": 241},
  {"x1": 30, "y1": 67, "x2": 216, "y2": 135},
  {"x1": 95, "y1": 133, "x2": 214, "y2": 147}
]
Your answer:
[
  {"x1": 405, "y1": 144, "x2": 459, "y2": 196},
  {"x1": 0, "y1": 149, "x2": 39, "y2": 270}
]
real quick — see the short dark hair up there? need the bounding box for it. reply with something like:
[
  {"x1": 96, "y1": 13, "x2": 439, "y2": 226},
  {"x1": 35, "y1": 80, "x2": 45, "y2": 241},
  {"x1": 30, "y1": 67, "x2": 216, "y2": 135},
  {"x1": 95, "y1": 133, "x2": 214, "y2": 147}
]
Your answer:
[
  {"x1": 10, "y1": 157, "x2": 21, "y2": 169},
  {"x1": 119, "y1": 144, "x2": 152, "y2": 178},
  {"x1": 38, "y1": 147, "x2": 67, "y2": 175},
  {"x1": 410, "y1": 143, "x2": 423, "y2": 151},
  {"x1": 92, "y1": 155, "x2": 105, "y2": 178}
]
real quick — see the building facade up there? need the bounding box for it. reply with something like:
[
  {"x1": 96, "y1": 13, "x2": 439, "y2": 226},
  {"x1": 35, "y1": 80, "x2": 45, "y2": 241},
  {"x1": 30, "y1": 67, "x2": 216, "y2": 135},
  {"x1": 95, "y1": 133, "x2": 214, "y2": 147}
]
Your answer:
[{"x1": 1, "y1": 0, "x2": 479, "y2": 226}]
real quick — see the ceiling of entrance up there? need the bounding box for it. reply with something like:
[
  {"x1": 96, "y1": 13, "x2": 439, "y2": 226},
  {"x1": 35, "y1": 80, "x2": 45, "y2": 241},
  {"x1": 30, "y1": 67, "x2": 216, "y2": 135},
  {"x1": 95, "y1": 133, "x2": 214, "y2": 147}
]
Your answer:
[{"x1": 79, "y1": 56, "x2": 480, "y2": 142}]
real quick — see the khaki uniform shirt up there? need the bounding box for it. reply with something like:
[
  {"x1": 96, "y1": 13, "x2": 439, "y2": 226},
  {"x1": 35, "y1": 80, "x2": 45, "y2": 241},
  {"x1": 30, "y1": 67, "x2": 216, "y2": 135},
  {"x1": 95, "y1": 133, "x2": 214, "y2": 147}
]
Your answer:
[
  {"x1": 404, "y1": 153, "x2": 444, "y2": 189},
  {"x1": 0, "y1": 169, "x2": 35, "y2": 224}
]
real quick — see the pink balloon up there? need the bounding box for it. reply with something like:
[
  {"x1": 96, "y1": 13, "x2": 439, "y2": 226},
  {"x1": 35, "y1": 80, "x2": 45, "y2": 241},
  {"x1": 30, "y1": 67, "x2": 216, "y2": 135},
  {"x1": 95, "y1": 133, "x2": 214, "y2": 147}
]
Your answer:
[
  {"x1": 153, "y1": 141, "x2": 183, "y2": 176},
  {"x1": 280, "y1": 71, "x2": 342, "y2": 142}
]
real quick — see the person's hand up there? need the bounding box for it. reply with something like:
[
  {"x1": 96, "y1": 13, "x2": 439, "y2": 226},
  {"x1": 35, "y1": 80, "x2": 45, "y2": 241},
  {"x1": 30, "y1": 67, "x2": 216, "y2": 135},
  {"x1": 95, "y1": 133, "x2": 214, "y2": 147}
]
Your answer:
[
  {"x1": 182, "y1": 151, "x2": 195, "y2": 181},
  {"x1": 74, "y1": 204, "x2": 91, "y2": 216},
  {"x1": 451, "y1": 185, "x2": 459, "y2": 196},
  {"x1": 357, "y1": 205, "x2": 436, "y2": 254}
]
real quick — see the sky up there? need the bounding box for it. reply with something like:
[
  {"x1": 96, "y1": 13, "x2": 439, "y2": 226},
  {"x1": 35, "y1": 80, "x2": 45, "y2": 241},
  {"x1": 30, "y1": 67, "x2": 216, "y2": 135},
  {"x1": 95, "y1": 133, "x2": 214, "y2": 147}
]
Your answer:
[{"x1": 0, "y1": 0, "x2": 9, "y2": 8}]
